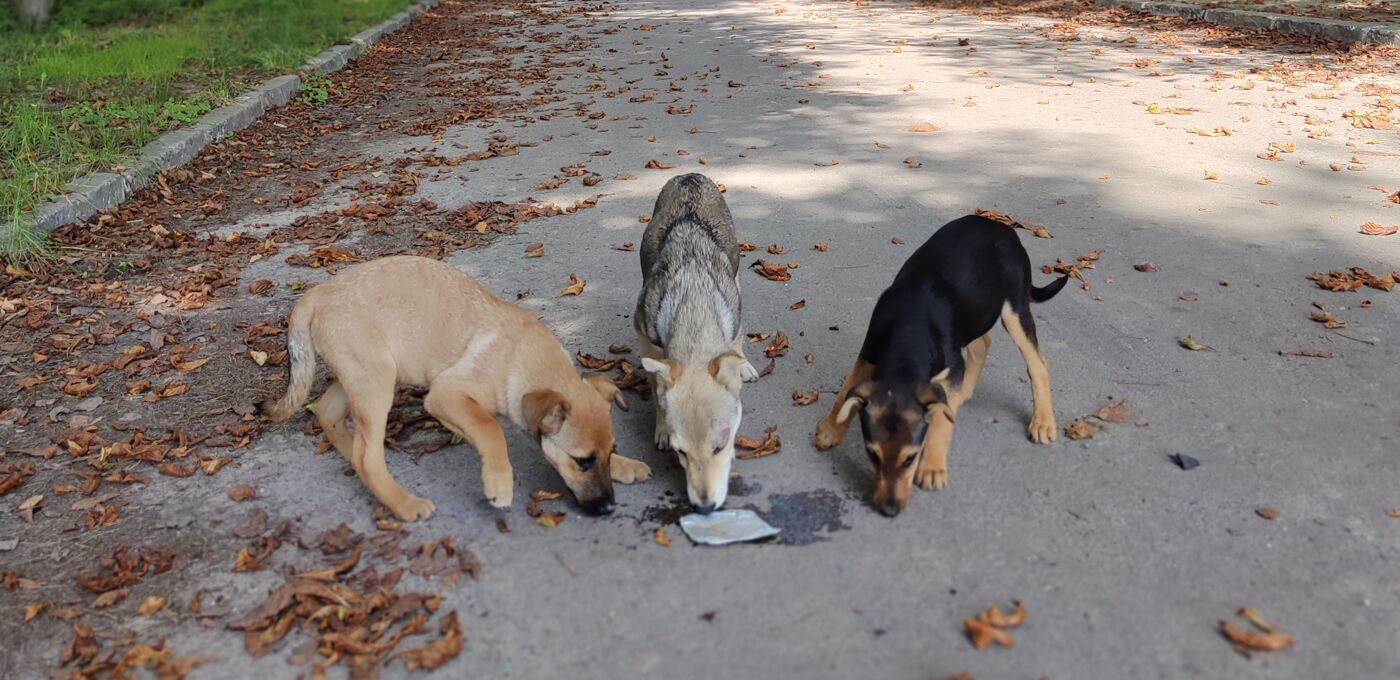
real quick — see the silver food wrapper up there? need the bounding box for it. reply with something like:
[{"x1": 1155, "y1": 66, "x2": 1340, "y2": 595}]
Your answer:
[{"x1": 678, "y1": 509, "x2": 781, "y2": 546}]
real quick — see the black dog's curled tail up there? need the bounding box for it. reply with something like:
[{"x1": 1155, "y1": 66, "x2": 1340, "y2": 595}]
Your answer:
[{"x1": 1031, "y1": 275, "x2": 1071, "y2": 303}]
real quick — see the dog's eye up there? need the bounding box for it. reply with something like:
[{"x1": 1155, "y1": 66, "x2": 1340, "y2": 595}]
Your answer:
[
  {"x1": 574, "y1": 456, "x2": 596, "y2": 472},
  {"x1": 899, "y1": 455, "x2": 918, "y2": 470}
]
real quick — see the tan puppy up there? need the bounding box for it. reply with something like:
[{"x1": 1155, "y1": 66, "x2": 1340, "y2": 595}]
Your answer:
[{"x1": 263, "y1": 256, "x2": 649, "y2": 520}]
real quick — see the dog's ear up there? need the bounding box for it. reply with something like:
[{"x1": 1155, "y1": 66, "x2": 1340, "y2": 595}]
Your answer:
[
  {"x1": 917, "y1": 381, "x2": 956, "y2": 425},
  {"x1": 584, "y1": 373, "x2": 628, "y2": 412},
  {"x1": 641, "y1": 357, "x2": 682, "y2": 390},
  {"x1": 836, "y1": 381, "x2": 874, "y2": 425},
  {"x1": 523, "y1": 389, "x2": 570, "y2": 435},
  {"x1": 708, "y1": 351, "x2": 747, "y2": 391}
]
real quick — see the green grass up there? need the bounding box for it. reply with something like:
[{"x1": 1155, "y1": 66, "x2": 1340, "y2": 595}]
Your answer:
[{"x1": 0, "y1": 0, "x2": 416, "y2": 263}]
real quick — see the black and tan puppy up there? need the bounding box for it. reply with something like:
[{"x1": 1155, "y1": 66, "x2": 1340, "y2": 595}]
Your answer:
[{"x1": 813, "y1": 215, "x2": 1069, "y2": 516}]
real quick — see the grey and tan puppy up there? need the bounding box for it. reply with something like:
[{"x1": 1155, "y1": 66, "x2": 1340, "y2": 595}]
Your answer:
[{"x1": 635, "y1": 173, "x2": 759, "y2": 513}]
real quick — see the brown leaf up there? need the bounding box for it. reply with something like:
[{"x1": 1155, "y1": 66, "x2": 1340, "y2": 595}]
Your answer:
[
  {"x1": 977, "y1": 600, "x2": 1027, "y2": 628},
  {"x1": 1360, "y1": 221, "x2": 1398, "y2": 236},
  {"x1": 814, "y1": 242, "x2": 829, "y2": 252},
  {"x1": 159, "y1": 463, "x2": 196, "y2": 478},
  {"x1": 1203, "y1": 170, "x2": 1220, "y2": 180},
  {"x1": 964, "y1": 617, "x2": 1014, "y2": 650},
  {"x1": 891, "y1": 236, "x2": 906, "y2": 245},
  {"x1": 393, "y1": 611, "x2": 464, "y2": 670},
  {"x1": 735, "y1": 426, "x2": 781, "y2": 459},
  {"x1": 557, "y1": 273, "x2": 586, "y2": 298},
  {"x1": 613, "y1": 242, "x2": 636, "y2": 251},
  {"x1": 1064, "y1": 418, "x2": 1100, "y2": 440},
  {"x1": 535, "y1": 511, "x2": 567, "y2": 528},
  {"x1": 524, "y1": 242, "x2": 545, "y2": 257},
  {"x1": 751, "y1": 259, "x2": 791, "y2": 282},
  {"x1": 530, "y1": 489, "x2": 564, "y2": 502},
  {"x1": 1255, "y1": 506, "x2": 1280, "y2": 520},
  {"x1": 1282, "y1": 348, "x2": 1332, "y2": 358},
  {"x1": 644, "y1": 159, "x2": 673, "y2": 170},
  {"x1": 789, "y1": 299, "x2": 806, "y2": 310},
  {"x1": 654, "y1": 528, "x2": 671, "y2": 547},
  {"x1": 764, "y1": 331, "x2": 790, "y2": 358},
  {"x1": 909, "y1": 122, "x2": 941, "y2": 132},
  {"x1": 608, "y1": 343, "x2": 633, "y2": 354},
  {"x1": 1219, "y1": 619, "x2": 1295, "y2": 651},
  {"x1": 766, "y1": 243, "x2": 785, "y2": 255},
  {"x1": 228, "y1": 484, "x2": 257, "y2": 502},
  {"x1": 1179, "y1": 336, "x2": 1212, "y2": 351},
  {"x1": 1134, "y1": 262, "x2": 1156, "y2": 272},
  {"x1": 1095, "y1": 399, "x2": 1133, "y2": 423},
  {"x1": 791, "y1": 389, "x2": 819, "y2": 406},
  {"x1": 248, "y1": 280, "x2": 274, "y2": 295},
  {"x1": 24, "y1": 602, "x2": 47, "y2": 622},
  {"x1": 93, "y1": 587, "x2": 129, "y2": 609},
  {"x1": 138, "y1": 595, "x2": 168, "y2": 616}
]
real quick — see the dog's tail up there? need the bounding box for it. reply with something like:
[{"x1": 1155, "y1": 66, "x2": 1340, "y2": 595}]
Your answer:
[
  {"x1": 1031, "y1": 275, "x2": 1071, "y2": 303},
  {"x1": 262, "y1": 304, "x2": 316, "y2": 422}
]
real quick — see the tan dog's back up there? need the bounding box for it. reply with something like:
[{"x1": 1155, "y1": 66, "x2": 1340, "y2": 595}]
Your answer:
[{"x1": 300, "y1": 256, "x2": 533, "y2": 388}]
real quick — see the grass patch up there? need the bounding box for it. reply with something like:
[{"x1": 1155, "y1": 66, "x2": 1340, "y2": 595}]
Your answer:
[{"x1": 1, "y1": 0, "x2": 416, "y2": 261}]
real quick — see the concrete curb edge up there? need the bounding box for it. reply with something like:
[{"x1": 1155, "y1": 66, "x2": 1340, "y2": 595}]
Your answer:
[{"x1": 1094, "y1": 0, "x2": 1400, "y2": 45}]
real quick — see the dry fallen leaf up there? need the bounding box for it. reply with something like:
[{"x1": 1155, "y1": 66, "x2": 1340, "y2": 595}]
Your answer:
[
  {"x1": 791, "y1": 389, "x2": 819, "y2": 406},
  {"x1": 228, "y1": 484, "x2": 257, "y2": 502},
  {"x1": 1095, "y1": 399, "x2": 1133, "y2": 423},
  {"x1": 530, "y1": 489, "x2": 563, "y2": 502},
  {"x1": 977, "y1": 601, "x2": 1027, "y2": 628},
  {"x1": 249, "y1": 350, "x2": 269, "y2": 366},
  {"x1": 1179, "y1": 336, "x2": 1212, "y2": 351},
  {"x1": 24, "y1": 602, "x2": 47, "y2": 622},
  {"x1": 1359, "y1": 221, "x2": 1398, "y2": 236},
  {"x1": 93, "y1": 588, "x2": 129, "y2": 609},
  {"x1": 1134, "y1": 262, "x2": 1156, "y2": 272},
  {"x1": 789, "y1": 299, "x2": 805, "y2": 310},
  {"x1": 751, "y1": 259, "x2": 791, "y2": 282},
  {"x1": 964, "y1": 617, "x2": 1014, "y2": 651},
  {"x1": 1255, "y1": 506, "x2": 1280, "y2": 520},
  {"x1": 655, "y1": 527, "x2": 671, "y2": 547},
  {"x1": 764, "y1": 331, "x2": 790, "y2": 358},
  {"x1": 1064, "y1": 418, "x2": 1100, "y2": 440},
  {"x1": 535, "y1": 511, "x2": 567, "y2": 528},
  {"x1": 138, "y1": 595, "x2": 168, "y2": 616},
  {"x1": 1203, "y1": 170, "x2": 1219, "y2": 180},
  {"x1": 1220, "y1": 619, "x2": 1295, "y2": 651},
  {"x1": 557, "y1": 274, "x2": 586, "y2": 297},
  {"x1": 393, "y1": 611, "x2": 464, "y2": 670},
  {"x1": 1238, "y1": 606, "x2": 1274, "y2": 632},
  {"x1": 814, "y1": 242, "x2": 829, "y2": 252},
  {"x1": 735, "y1": 426, "x2": 781, "y2": 460},
  {"x1": 644, "y1": 159, "x2": 673, "y2": 170},
  {"x1": 524, "y1": 242, "x2": 545, "y2": 257},
  {"x1": 909, "y1": 122, "x2": 941, "y2": 132}
]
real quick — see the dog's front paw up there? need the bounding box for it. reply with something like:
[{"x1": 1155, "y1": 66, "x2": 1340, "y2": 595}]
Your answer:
[
  {"x1": 483, "y1": 468, "x2": 514, "y2": 508},
  {"x1": 813, "y1": 417, "x2": 846, "y2": 450},
  {"x1": 739, "y1": 360, "x2": 760, "y2": 382},
  {"x1": 915, "y1": 465, "x2": 949, "y2": 490},
  {"x1": 391, "y1": 495, "x2": 437, "y2": 522},
  {"x1": 610, "y1": 454, "x2": 652, "y2": 484},
  {"x1": 653, "y1": 420, "x2": 673, "y2": 451},
  {"x1": 1028, "y1": 415, "x2": 1058, "y2": 444}
]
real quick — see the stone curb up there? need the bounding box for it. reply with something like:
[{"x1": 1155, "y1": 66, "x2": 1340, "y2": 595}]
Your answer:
[
  {"x1": 1095, "y1": 0, "x2": 1400, "y2": 46},
  {"x1": 28, "y1": 0, "x2": 442, "y2": 233}
]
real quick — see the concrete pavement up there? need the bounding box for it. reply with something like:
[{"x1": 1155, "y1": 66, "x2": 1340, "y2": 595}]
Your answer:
[{"x1": 7, "y1": 0, "x2": 1399, "y2": 677}]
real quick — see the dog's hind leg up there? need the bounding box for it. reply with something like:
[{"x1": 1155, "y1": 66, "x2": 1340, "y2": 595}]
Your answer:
[
  {"x1": 814, "y1": 358, "x2": 874, "y2": 449},
  {"x1": 1000, "y1": 302, "x2": 1057, "y2": 444},
  {"x1": 424, "y1": 379, "x2": 513, "y2": 508},
  {"x1": 343, "y1": 356, "x2": 436, "y2": 521},
  {"x1": 312, "y1": 381, "x2": 353, "y2": 459},
  {"x1": 955, "y1": 333, "x2": 992, "y2": 404}
]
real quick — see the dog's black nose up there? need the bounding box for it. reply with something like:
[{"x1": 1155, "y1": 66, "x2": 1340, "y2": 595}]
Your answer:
[
  {"x1": 580, "y1": 497, "x2": 615, "y2": 516},
  {"x1": 695, "y1": 503, "x2": 717, "y2": 516},
  {"x1": 877, "y1": 501, "x2": 901, "y2": 518}
]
